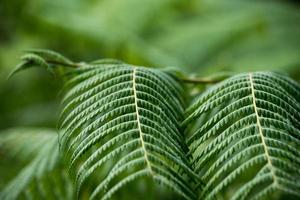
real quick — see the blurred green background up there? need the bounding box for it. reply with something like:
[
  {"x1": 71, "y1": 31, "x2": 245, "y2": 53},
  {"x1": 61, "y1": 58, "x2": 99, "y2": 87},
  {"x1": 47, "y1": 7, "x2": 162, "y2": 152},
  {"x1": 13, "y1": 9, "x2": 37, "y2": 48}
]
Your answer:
[{"x1": 1, "y1": 0, "x2": 300, "y2": 130}]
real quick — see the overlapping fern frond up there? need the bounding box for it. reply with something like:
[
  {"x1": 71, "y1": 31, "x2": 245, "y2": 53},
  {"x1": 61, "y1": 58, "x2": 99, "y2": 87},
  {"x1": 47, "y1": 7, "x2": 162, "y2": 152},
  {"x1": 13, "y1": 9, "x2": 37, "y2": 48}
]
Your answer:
[
  {"x1": 0, "y1": 128, "x2": 73, "y2": 200},
  {"x1": 184, "y1": 72, "x2": 300, "y2": 200},
  {"x1": 59, "y1": 63, "x2": 196, "y2": 199},
  {"x1": 7, "y1": 49, "x2": 300, "y2": 200}
]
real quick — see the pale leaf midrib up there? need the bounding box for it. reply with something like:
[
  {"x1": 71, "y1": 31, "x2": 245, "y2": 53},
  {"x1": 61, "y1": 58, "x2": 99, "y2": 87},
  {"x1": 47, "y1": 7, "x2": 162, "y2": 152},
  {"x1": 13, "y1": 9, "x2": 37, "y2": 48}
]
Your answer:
[
  {"x1": 132, "y1": 67, "x2": 154, "y2": 175},
  {"x1": 249, "y1": 73, "x2": 278, "y2": 186}
]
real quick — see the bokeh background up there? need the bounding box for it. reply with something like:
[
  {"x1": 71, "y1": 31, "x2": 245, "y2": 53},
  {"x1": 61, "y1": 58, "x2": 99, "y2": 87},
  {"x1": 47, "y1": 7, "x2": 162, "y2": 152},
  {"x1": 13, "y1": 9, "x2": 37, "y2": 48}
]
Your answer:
[
  {"x1": 1, "y1": 0, "x2": 300, "y2": 198},
  {"x1": 1, "y1": 0, "x2": 300, "y2": 137}
]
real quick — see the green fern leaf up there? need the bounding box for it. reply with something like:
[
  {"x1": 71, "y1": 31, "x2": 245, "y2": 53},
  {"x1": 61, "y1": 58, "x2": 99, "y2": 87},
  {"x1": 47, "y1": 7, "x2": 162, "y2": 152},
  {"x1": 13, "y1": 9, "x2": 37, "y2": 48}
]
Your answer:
[
  {"x1": 0, "y1": 128, "x2": 73, "y2": 200},
  {"x1": 8, "y1": 49, "x2": 82, "y2": 79},
  {"x1": 59, "y1": 63, "x2": 196, "y2": 200},
  {"x1": 184, "y1": 72, "x2": 300, "y2": 200},
  {"x1": 0, "y1": 128, "x2": 55, "y2": 162},
  {"x1": 8, "y1": 53, "x2": 53, "y2": 78},
  {"x1": 24, "y1": 49, "x2": 74, "y2": 65}
]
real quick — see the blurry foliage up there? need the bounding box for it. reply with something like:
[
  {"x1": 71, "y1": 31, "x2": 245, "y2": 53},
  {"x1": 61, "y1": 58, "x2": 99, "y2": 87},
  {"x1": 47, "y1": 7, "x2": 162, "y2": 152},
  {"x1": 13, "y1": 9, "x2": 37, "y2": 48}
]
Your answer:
[
  {"x1": 0, "y1": 128, "x2": 74, "y2": 199},
  {"x1": 2, "y1": 0, "x2": 300, "y2": 73},
  {"x1": 0, "y1": 0, "x2": 300, "y2": 199}
]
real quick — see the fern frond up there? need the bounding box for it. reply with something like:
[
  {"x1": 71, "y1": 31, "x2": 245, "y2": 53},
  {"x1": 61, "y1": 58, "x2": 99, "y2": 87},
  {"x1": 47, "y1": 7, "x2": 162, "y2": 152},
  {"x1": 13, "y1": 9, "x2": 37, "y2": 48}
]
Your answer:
[
  {"x1": 0, "y1": 128, "x2": 55, "y2": 162},
  {"x1": 24, "y1": 49, "x2": 74, "y2": 65},
  {"x1": 184, "y1": 72, "x2": 300, "y2": 200},
  {"x1": 59, "y1": 63, "x2": 196, "y2": 199},
  {"x1": 8, "y1": 49, "x2": 82, "y2": 78},
  {"x1": 0, "y1": 128, "x2": 73, "y2": 200},
  {"x1": 8, "y1": 54, "x2": 53, "y2": 78}
]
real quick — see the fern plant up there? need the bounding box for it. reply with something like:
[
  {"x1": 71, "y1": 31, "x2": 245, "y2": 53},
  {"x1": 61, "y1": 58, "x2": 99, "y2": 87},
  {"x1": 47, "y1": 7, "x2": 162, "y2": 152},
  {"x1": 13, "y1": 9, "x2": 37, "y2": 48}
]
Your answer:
[
  {"x1": 0, "y1": 128, "x2": 73, "y2": 200},
  {"x1": 1, "y1": 49, "x2": 300, "y2": 200}
]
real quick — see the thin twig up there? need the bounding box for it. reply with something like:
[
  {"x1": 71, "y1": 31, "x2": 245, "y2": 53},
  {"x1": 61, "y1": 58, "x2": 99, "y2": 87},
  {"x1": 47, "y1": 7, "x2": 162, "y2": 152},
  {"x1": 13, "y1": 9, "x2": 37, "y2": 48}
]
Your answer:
[{"x1": 181, "y1": 77, "x2": 221, "y2": 84}]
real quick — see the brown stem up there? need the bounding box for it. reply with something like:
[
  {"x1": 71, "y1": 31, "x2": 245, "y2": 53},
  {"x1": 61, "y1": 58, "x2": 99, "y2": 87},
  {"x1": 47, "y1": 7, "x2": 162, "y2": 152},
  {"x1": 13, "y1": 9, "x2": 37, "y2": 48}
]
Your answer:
[{"x1": 181, "y1": 77, "x2": 221, "y2": 84}]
